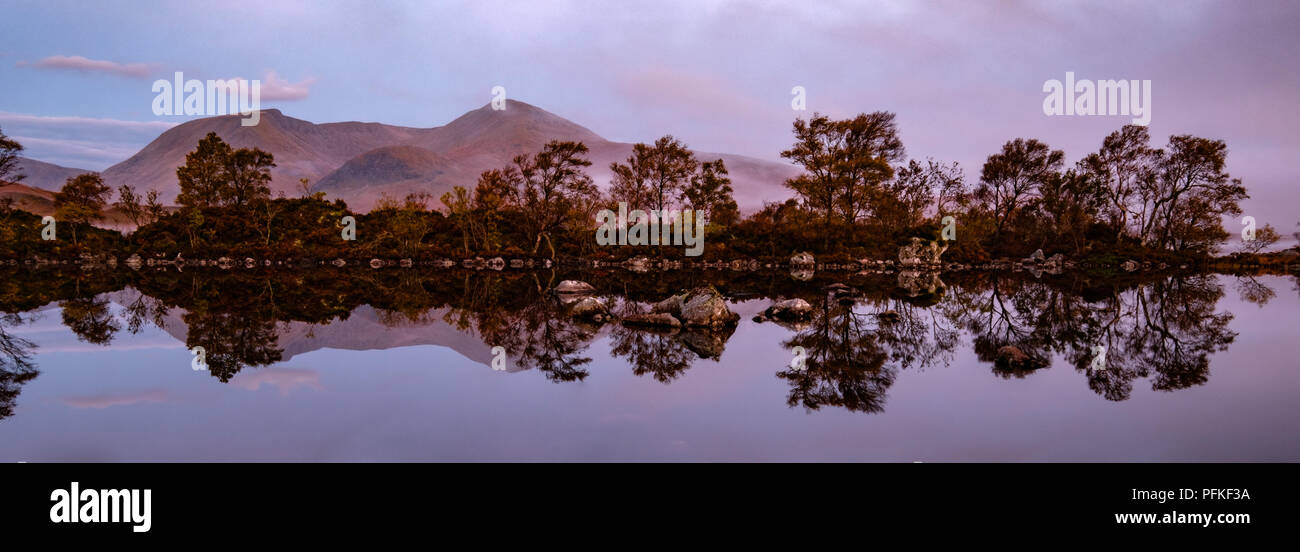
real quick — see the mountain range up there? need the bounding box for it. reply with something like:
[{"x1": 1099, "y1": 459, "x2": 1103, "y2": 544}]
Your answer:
[{"x1": 14, "y1": 100, "x2": 799, "y2": 212}]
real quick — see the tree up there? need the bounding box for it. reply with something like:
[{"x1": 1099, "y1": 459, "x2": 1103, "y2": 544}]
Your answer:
[
  {"x1": 223, "y1": 147, "x2": 275, "y2": 207},
  {"x1": 680, "y1": 159, "x2": 738, "y2": 226},
  {"x1": 115, "y1": 185, "x2": 145, "y2": 227},
  {"x1": 511, "y1": 141, "x2": 599, "y2": 258},
  {"x1": 54, "y1": 173, "x2": 111, "y2": 245},
  {"x1": 1140, "y1": 135, "x2": 1247, "y2": 252},
  {"x1": 0, "y1": 127, "x2": 23, "y2": 183},
  {"x1": 1077, "y1": 125, "x2": 1159, "y2": 241},
  {"x1": 877, "y1": 158, "x2": 964, "y2": 231},
  {"x1": 609, "y1": 135, "x2": 698, "y2": 213},
  {"x1": 1238, "y1": 223, "x2": 1280, "y2": 254},
  {"x1": 780, "y1": 112, "x2": 905, "y2": 246},
  {"x1": 145, "y1": 189, "x2": 166, "y2": 222},
  {"x1": 440, "y1": 186, "x2": 475, "y2": 253},
  {"x1": 976, "y1": 138, "x2": 1064, "y2": 237},
  {"x1": 176, "y1": 132, "x2": 233, "y2": 208}
]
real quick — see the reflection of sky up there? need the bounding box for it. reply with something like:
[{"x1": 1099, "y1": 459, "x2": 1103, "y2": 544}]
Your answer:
[{"x1": 1, "y1": 275, "x2": 1297, "y2": 461}]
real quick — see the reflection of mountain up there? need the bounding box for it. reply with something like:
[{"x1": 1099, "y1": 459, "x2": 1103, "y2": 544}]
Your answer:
[
  {"x1": 96, "y1": 100, "x2": 799, "y2": 211},
  {"x1": 103, "y1": 290, "x2": 497, "y2": 369}
]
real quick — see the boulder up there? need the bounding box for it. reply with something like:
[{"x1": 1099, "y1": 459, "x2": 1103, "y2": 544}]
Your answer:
[
  {"x1": 1028, "y1": 249, "x2": 1045, "y2": 262},
  {"x1": 650, "y1": 294, "x2": 684, "y2": 318},
  {"x1": 765, "y1": 298, "x2": 813, "y2": 320},
  {"x1": 568, "y1": 296, "x2": 609, "y2": 322},
  {"x1": 1121, "y1": 260, "x2": 1140, "y2": 272},
  {"x1": 898, "y1": 237, "x2": 948, "y2": 267},
  {"x1": 790, "y1": 252, "x2": 815, "y2": 266},
  {"x1": 621, "y1": 312, "x2": 682, "y2": 328},
  {"x1": 679, "y1": 287, "x2": 740, "y2": 328},
  {"x1": 555, "y1": 280, "x2": 596, "y2": 294}
]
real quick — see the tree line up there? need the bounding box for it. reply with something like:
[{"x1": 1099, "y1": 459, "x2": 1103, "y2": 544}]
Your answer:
[{"x1": 0, "y1": 117, "x2": 1287, "y2": 263}]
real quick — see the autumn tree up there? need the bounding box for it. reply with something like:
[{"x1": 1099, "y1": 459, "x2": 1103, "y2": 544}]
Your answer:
[
  {"x1": 54, "y1": 173, "x2": 112, "y2": 245},
  {"x1": 176, "y1": 132, "x2": 233, "y2": 208},
  {"x1": 1077, "y1": 125, "x2": 1159, "y2": 241},
  {"x1": 680, "y1": 159, "x2": 738, "y2": 226},
  {"x1": 780, "y1": 112, "x2": 905, "y2": 246},
  {"x1": 1238, "y1": 223, "x2": 1280, "y2": 254},
  {"x1": 976, "y1": 138, "x2": 1064, "y2": 238},
  {"x1": 224, "y1": 147, "x2": 275, "y2": 207},
  {"x1": 115, "y1": 185, "x2": 145, "y2": 227},
  {"x1": 609, "y1": 135, "x2": 698, "y2": 213},
  {"x1": 175, "y1": 132, "x2": 275, "y2": 209},
  {"x1": 510, "y1": 140, "x2": 599, "y2": 258},
  {"x1": 1140, "y1": 135, "x2": 1247, "y2": 252}
]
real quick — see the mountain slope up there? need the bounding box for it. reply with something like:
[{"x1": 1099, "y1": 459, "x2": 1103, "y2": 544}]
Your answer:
[
  {"x1": 98, "y1": 101, "x2": 799, "y2": 211},
  {"x1": 10, "y1": 157, "x2": 93, "y2": 191}
]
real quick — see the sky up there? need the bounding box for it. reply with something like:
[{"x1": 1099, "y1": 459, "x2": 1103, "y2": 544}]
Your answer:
[{"x1": 0, "y1": 0, "x2": 1296, "y2": 234}]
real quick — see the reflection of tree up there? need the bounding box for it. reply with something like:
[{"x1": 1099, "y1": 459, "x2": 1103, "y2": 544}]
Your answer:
[
  {"x1": 123, "y1": 289, "x2": 169, "y2": 334},
  {"x1": 777, "y1": 298, "x2": 894, "y2": 414},
  {"x1": 471, "y1": 280, "x2": 597, "y2": 383},
  {"x1": 60, "y1": 295, "x2": 120, "y2": 345},
  {"x1": 180, "y1": 281, "x2": 286, "y2": 382},
  {"x1": 949, "y1": 274, "x2": 1237, "y2": 400},
  {"x1": 1234, "y1": 276, "x2": 1275, "y2": 307},
  {"x1": 612, "y1": 326, "x2": 694, "y2": 383},
  {"x1": 0, "y1": 312, "x2": 38, "y2": 421}
]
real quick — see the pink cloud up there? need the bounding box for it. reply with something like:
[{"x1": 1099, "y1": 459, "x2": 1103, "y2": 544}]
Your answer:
[{"x1": 20, "y1": 55, "x2": 154, "y2": 78}]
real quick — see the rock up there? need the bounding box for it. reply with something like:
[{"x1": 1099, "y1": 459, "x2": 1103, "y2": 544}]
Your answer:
[
  {"x1": 217, "y1": 257, "x2": 235, "y2": 270},
  {"x1": 555, "y1": 280, "x2": 596, "y2": 295},
  {"x1": 244, "y1": 257, "x2": 256, "y2": 269},
  {"x1": 331, "y1": 258, "x2": 347, "y2": 268},
  {"x1": 1028, "y1": 249, "x2": 1045, "y2": 262},
  {"x1": 898, "y1": 237, "x2": 948, "y2": 267},
  {"x1": 765, "y1": 298, "x2": 813, "y2": 320},
  {"x1": 400, "y1": 258, "x2": 413, "y2": 268},
  {"x1": 1121, "y1": 260, "x2": 1140, "y2": 272},
  {"x1": 621, "y1": 312, "x2": 682, "y2": 328},
  {"x1": 995, "y1": 345, "x2": 1045, "y2": 371},
  {"x1": 568, "y1": 296, "x2": 609, "y2": 321},
  {"x1": 124, "y1": 254, "x2": 143, "y2": 270},
  {"x1": 488, "y1": 257, "x2": 505, "y2": 271},
  {"x1": 508, "y1": 259, "x2": 524, "y2": 269},
  {"x1": 650, "y1": 294, "x2": 684, "y2": 318},
  {"x1": 369, "y1": 258, "x2": 384, "y2": 269},
  {"x1": 679, "y1": 287, "x2": 740, "y2": 328},
  {"x1": 790, "y1": 252, "x2": 815, "y2": 266}
]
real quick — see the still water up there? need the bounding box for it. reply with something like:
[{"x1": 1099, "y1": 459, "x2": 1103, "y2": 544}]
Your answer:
[{"x1": 0, "y1": 269, "x2": 1297, "y2": 461}]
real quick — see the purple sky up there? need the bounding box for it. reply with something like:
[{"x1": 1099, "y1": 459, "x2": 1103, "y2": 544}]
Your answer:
[{"x1": 1, "y1": 0, "x2": 1296, "y2": 236}]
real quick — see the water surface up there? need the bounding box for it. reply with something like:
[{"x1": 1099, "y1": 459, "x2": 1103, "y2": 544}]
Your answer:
[{"x1": 0, "y1": 269, "x2": 1296, "y2": 461}]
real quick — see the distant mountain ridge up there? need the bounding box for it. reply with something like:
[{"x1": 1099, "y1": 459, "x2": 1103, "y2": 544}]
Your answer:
[
  {"x1": 10, "y1": 157, "x2": 93, "y2": 191},
  {"x1": 87, "y1": 100, "x2": 798, "y2": 212}
]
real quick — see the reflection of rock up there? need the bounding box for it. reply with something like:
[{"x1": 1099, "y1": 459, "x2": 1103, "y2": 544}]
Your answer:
[
  {"x1": 898, "y1": 237, "x2": 947, "y2": 267},
  {"x1": 678, "y1": 325, "x2": 737, "y2": 359},
  {"x1": 896, "y1": 270, "x2": 946, "y2": 298},
  {"x1": 765, "y1": 298, "x2": 812, "y2": 321},
  {"x1": 622, "y1": 312, "x2": 681, "y2": 329},
  {"x1": 994, "y1": 345, "x2": 1046, "y2": 371},
  {"x1": 680, "y1": 287, "x2": 739, "y2": 328},
  {"x1": 554, "y1": 280, "x2": 596, "y2": 302},
  {"x1": 790, "y1": 267, "x2": 814, "y2": 281},
  {"x1": 1121, "y1": 260, "x2": 1140, "y2": 272},
  {"x1": 625, "y1": 256, "x2": 652, "y2": 273}
]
